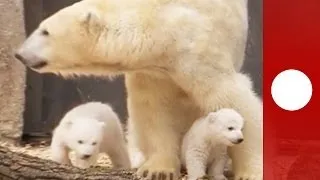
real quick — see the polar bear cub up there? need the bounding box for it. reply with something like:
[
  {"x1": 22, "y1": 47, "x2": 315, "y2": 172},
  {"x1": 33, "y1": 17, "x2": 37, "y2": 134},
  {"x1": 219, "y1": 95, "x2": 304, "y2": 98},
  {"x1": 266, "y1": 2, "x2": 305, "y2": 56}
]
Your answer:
[
  {"x1": 181, "y1": 109, "x2": 244, "y2": 180},
  {"x1": 50, "y1": 102, "x2": 130, "y2": 169}
]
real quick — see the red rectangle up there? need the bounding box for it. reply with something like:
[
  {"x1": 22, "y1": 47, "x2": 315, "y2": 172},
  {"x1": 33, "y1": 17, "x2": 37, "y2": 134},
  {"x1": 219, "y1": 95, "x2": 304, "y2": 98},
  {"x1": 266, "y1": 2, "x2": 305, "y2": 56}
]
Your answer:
[{"x1": 264, "y1": 0, "x2": 320, "y2": 179}]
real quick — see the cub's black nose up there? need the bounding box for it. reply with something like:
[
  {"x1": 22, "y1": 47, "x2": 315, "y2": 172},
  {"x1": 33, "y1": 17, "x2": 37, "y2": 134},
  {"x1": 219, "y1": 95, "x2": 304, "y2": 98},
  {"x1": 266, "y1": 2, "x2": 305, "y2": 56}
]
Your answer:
[
  {"x1": 82, "y1": 154, "x2": 91, "y2": 159},
  {"x1": 237, "y1": 138, "x2": 244, "y2": 143}
]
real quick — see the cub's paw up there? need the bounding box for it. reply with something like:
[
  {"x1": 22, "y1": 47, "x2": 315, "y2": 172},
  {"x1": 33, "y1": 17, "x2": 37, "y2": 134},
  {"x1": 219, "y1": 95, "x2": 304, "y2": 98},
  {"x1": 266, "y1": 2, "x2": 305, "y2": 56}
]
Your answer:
[
  {"x1": 74, "y1": 159, "x2": 92, "y2": 169},
  {"x1": 136, "y1": 154, "x2": 180, "y2": 180}
]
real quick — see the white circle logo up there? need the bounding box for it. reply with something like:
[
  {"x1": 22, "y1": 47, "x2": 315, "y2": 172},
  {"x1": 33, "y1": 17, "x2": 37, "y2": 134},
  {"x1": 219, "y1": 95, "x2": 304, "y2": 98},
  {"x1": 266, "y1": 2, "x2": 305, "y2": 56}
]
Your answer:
[{"x1": 271, "y1": 69, "x2": 313, "y2": 111}]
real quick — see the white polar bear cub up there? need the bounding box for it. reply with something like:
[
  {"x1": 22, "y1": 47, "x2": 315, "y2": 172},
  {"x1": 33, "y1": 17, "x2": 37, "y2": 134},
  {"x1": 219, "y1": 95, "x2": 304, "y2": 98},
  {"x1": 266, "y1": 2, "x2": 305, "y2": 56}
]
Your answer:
[
  {"x1": 50, "y1": 102, "x2": 130, "y2": 169},
  {"x1": 181, "y1": 109, "x2": 244, "y2": 180}
]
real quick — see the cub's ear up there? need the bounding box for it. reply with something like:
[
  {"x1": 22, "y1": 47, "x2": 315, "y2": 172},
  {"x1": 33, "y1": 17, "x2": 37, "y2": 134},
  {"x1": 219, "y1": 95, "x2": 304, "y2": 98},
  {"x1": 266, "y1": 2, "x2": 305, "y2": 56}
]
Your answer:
[
  {"x1": 63, "y1": 119, "x2": 73, "y2": 129},
  {"x1": 207, "y1": 112, "x2": 218, "y2": 123},
  {"x1": 97, "y1": 121, "x2": 106, "y2": 128}
]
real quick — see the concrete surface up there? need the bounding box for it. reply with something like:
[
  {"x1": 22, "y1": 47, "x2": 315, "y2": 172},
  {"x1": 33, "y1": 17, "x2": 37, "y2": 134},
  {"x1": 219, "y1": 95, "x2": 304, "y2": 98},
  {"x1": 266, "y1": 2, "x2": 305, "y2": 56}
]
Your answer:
[{"x1": 0, "y1": 0, "x2": 26, "y2": 141}]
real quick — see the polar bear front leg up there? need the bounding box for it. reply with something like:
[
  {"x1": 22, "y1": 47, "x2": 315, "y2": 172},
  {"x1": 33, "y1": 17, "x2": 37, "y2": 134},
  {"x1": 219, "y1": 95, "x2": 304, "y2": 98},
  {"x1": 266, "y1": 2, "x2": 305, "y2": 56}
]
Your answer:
[
  {"x1": 127, "y1": 135, "x2": 146, "y2": 168},
  {"x1": 128, "y1": 109, "x2": 181, "y2": 180},
  {"x1": 172, "y1": 65, "x2": 262, "y2": 180},
  {"x1": 126, "y1": 74, "x2": 182, "y2": 180}
]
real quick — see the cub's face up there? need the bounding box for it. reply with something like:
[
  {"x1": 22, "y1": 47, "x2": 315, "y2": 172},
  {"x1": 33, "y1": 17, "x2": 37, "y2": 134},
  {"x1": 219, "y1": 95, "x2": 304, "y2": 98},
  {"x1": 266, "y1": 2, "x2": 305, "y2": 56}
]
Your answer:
[
  {"x1": 14, "y1": 1, "x2": 106, "y2": 75},
  {"x1": 66, "y1": 118, "x2": 105, "y2": 160},
  {"x1": 207, "y1": 109, "x2": 244, "y2": 146}
]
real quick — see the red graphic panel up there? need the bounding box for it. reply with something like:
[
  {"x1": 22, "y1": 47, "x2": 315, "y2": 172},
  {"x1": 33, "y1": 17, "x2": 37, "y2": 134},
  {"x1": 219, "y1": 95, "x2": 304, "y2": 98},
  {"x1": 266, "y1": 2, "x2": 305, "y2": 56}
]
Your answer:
[{"x1": 264, "y1": 0, "x2": 320, "y2": 179}]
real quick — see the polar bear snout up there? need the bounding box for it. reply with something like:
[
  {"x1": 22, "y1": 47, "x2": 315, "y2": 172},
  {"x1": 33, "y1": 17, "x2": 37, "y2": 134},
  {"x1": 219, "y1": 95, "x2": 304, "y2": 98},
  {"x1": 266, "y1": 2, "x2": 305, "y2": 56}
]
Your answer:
[
  {"x1": 14, "y1": 51, "x2": 48, "y2": 69},
  {"x1": 15, "y1": 29, "x2": 50, "y2": 70},
  {"x1": 14, "y1": 53, "x2": 27, "y2": 65}
]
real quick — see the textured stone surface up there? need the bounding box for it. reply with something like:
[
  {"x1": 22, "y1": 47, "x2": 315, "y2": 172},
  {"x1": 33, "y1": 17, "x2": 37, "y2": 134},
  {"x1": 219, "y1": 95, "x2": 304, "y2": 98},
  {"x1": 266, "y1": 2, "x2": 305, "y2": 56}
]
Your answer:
[{"x1": 0, "y1": 0, "x2": 26, "y2": 141}]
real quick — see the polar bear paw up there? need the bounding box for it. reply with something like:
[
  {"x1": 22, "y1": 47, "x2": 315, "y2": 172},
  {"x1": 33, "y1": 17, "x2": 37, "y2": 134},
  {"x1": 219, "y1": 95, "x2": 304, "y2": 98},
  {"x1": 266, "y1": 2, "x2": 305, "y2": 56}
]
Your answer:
[
  {"x1": 232, "y1": 151, "x2": 263, "y2": 180},
  {"x1": 136, "y1": 154, "x2": 180, "y2": 180},
  {"x1": 234, "y1": 172, "x2": 262, "y2": 180},
  {"x1": 212, "y1": 175, "x2": 228, "y2": 180}
]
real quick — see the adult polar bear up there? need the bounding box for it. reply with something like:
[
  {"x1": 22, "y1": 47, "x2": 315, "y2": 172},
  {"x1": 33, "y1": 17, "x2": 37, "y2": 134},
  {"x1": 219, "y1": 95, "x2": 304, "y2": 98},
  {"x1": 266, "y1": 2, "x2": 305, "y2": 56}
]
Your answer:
[{"x1": 15, "y1": 0, "x2": 262, "y2": 179}]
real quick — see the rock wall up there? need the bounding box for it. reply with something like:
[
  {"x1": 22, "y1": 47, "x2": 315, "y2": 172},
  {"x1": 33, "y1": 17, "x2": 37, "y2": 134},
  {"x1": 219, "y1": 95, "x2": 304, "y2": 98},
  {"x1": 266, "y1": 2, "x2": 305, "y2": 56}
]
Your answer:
[{"x1": 0, "y1": 0, "x2": 26, "y2": 141}]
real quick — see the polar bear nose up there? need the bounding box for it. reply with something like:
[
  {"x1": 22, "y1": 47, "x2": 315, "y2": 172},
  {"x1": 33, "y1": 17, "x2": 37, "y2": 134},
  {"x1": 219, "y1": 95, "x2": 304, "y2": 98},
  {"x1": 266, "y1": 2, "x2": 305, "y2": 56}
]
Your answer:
[
  {"x1": 82, "y1": 154, "x2": 92, "y2": 159},
  {"x1": 237, "y1": 138, "x2": 244, "y2": 144},
  {"x1": 14, "y1": 52, "x2": 48, "y2": 69},
  {"x1": 14, "y1": 53, "x2": 27, "y2": 65}
]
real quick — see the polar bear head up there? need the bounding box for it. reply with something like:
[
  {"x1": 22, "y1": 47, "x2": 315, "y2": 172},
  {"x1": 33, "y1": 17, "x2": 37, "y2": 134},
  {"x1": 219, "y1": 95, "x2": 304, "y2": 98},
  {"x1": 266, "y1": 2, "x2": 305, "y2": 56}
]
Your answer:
[
  {"x1": 65, "y1": 117, "x2": 105, "y2": 160},
  {"x1": 14, "y1": 0, "x2": 158, "y2": 76},
  {"x1": 15, "y1": 1, "x2": 109, "y2": 75},
  {"x1": 207, "y1": 108, "x2": 244, "y2": 146}
]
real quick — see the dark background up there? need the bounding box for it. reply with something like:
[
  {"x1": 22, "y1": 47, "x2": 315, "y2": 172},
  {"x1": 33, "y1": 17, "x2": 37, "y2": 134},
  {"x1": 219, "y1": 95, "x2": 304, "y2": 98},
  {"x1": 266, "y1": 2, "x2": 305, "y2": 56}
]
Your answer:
[{"x1": 22, "y1": 0, "x2": 262, "y2": 138}]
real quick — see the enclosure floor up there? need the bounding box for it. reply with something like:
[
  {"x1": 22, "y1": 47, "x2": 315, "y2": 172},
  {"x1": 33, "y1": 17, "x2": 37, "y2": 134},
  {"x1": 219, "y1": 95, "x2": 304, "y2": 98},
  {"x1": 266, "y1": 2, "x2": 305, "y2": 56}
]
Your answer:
[
  {"x1": 0, "y1": 140, "x2": 112, "y2": 168},
  {"x1": 0, "y1": 140, "x2": 196, "y2": 179},
  {"x1": 0, "y1": 140, "x2": 246, "y2": 179}
]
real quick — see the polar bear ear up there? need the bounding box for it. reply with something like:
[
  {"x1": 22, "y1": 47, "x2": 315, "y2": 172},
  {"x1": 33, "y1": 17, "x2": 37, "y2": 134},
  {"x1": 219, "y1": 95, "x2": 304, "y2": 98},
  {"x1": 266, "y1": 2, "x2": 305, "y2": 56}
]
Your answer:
[
  {"x1": 81, "y1": 9, "x2": 104, "y2": 34},
  {"x1": 207, "y1": 112, "x2": 217, "y2": 124},
  {"x1": 81, "y1": 9, "x2": 101, "y2": 26}
]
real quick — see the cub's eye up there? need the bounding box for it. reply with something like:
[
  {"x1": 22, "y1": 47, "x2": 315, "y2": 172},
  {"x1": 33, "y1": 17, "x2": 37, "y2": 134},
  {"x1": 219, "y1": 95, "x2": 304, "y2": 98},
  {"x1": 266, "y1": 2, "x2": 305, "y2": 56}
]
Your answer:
[
  {"x1": 41, "y1": 29, "x2": 49, "y2": 36},
  {"x1": 78, "y1": 140, "x2": 83, "y2": 144},
  {"x1": 92, "y1": 142, "x2": 97, "y2": 146},
  {"x1": 228, "y1": 127, "x2": 234, "y2": 131}
]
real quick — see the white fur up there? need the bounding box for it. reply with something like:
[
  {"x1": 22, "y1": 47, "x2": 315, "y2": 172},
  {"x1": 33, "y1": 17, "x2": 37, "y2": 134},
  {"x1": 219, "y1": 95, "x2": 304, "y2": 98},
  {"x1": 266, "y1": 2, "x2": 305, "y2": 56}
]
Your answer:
[
  {"x1": 50, "y1": 102, "x2": 130, "y2": 169},
  {"x1": 181, "y1": 109, "x2": 244, "y2": 180},
  {"x1": 16, "y1": 0, "x2": 262, "y2": 179}
]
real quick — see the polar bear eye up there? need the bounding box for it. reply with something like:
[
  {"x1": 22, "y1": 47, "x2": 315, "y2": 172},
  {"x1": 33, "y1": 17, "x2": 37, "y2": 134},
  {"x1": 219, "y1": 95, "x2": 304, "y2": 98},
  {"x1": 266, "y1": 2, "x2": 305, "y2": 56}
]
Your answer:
[
  {"x1": 41, "y1": 29, "x2": 49, "y2": 36},
  {"x1": 78, "y1": 140, "x2": 83, "y2": 144},
  {"x1": 92, "y1": 142, "x2": 97, "y2": 146},
  {"x1": 228, "y1": 127, "x2": 234, "y2": 131}
]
